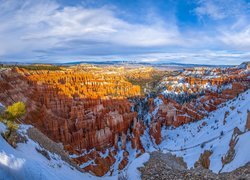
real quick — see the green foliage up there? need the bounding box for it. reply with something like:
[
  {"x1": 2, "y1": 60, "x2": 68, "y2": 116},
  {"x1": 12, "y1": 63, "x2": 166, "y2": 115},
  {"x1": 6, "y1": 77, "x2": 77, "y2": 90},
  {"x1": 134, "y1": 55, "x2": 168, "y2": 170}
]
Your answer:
[
  {"x1": 6, "y1": 120, "x2": 18, "y2": 131},
  {"x1": 5, "y1": 121, "x2": 18, "y2": 138},
  {"x1": 6, "y1": 102, "x2": 26, "y2": 121},
  {"x1": 1, "y1": 64, "x2": 62, "y2": 71},
  {"x1": 1, "y1": 102, "x2": 25, "y2": 140},
  {"x1": 18, "y1": 65, "x2": 61, "y2": 71},
  {"x1": 0, "y1": 102, "x2": 26, "y2": 144}
]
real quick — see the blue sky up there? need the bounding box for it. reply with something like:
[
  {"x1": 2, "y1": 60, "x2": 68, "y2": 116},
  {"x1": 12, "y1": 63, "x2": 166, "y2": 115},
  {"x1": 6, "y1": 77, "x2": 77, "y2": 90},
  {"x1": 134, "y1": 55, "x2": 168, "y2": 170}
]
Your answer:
[{"x1": 0, "y1": 0, "x2": 250, "y2": 65}]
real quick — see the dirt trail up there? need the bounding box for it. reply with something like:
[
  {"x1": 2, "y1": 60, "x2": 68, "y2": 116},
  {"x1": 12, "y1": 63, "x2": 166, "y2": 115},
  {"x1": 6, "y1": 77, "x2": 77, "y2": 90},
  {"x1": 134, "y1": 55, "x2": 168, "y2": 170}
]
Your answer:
[{"x1": 160, "y1": 128, "x2": 235, "y2": 152}]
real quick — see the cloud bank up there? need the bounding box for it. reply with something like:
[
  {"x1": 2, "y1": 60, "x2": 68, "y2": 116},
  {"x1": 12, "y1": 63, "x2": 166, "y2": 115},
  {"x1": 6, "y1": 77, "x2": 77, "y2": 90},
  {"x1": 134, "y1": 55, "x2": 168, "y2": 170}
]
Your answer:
[{"x1": 0, "y1": 0, "x2": 249, "y2": 64}]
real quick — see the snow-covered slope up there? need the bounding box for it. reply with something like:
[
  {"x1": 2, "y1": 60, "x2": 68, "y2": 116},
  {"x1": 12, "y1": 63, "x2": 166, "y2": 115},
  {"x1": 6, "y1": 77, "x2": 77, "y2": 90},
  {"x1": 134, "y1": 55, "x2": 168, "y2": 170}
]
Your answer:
[
  {"x1": 1, "y1": 90, "x2": 249, "y2": 179},
  {"x1": 158, "y1": 89, "x2": 250, "y2": 173},
  {"x1": 222, "y1": 131, "x2": 250, "y2": 172},
  {"x1": 0, "y1": 122, "x2": 149, "y2": 180},
  {"x1": 0, "y1": 124, "x2": 99, "y2": 180}
]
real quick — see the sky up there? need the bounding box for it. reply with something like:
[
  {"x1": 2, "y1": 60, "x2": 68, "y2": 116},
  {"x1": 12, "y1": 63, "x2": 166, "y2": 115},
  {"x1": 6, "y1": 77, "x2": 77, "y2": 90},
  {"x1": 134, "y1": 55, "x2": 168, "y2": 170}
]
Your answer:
[{"x1": 0, "y1": 0, "x2": 250, "y2": 65}]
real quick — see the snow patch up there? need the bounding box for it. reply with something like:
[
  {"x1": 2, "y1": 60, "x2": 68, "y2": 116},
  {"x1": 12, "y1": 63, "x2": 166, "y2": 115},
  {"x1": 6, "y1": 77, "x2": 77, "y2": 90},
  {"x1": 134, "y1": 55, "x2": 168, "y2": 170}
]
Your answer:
[
  {"x1": 127, "y1": 153, "x2": 150, "y2": 180},
  {"x1": 222, "y1": 131, "x2": 250, "y2": 172},
  {"x1": 159, "y1": 90, "x2": 250, "y2": 173},
  {"x1": 0, "y1": 123, "x2": 115, "y2": 180}
]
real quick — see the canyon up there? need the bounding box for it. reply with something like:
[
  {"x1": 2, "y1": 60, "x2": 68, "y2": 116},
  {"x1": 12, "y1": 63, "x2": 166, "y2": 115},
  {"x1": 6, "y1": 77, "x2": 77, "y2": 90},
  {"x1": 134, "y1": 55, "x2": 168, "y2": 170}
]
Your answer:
[{"x1": 0, "y1": 63, "x2": 249, "y2": 177}]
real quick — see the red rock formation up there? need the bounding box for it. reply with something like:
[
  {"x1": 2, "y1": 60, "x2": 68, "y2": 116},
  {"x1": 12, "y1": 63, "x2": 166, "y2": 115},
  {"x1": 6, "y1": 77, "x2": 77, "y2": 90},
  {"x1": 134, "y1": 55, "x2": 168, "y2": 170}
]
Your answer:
[
  {"x1": 195, "y1": 150, "x2": 213, "y2": 169},
  {"x1": 0, "y1": 68, "x2": 143, "y2": 176},
  {"x1": 0, "y1": 66, "x2": 249, "y2": 176},
  {"x1": 153, "y1": 68, "x2": 249, "y2": 129},
  {"x1": 131, "y1": 119, "x2": 145, "y2": 152},
  {"x1": 83, "y1": 151, "x2": 116, "y2": 176},
  {"x1": 118, "y1": 151, "x2": 129, "y2": 170},
  {"x1": 149, "y1": 121, "x2": 162, "y2": 145}
]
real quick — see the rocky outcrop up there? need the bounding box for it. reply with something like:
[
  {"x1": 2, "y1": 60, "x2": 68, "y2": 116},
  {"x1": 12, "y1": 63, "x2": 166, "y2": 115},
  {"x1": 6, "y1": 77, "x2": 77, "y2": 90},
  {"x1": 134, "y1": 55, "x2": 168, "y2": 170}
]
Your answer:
[
  {"x1": 146, "y1": 72, "x2": 248, "y2": 144},
  {"x1": 153, "y1": 76, "x2": 249, "y2": 129},
  {"x1": 1, "y1": 65, "x2": 249, "y2": 177},
  {"x1": 0, "y1": 68, "x2": 143, "y2": 176},
  {"x1": 27, "y1": 127, "x2": 82, "y2": 172},
  {"x1": 84, "y1": 151, "x2": 116, "y2": 176},
  {"x1": 149, "y1": 121, "x2": 162, "y2": 145},
  {"x1": 118, "y1": 151, "x2": 129, "y2": 170},
  {"x1": 194, "y1": 150, "x2": 213, "y2": 169},
  {"x1": 221, "y1": 127, "x2": 243, "y2": 168},
  {"x1": 140, "y1": 151, "x2": 250, "y2": 180},
  {"x1": 131, "y1": 119, "x2": 146, "y2": 153}
]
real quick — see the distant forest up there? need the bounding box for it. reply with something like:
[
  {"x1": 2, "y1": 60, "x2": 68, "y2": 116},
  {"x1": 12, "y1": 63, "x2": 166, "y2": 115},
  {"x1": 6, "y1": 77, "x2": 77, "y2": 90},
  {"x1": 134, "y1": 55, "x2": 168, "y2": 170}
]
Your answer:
[{"x1": 0, "y1": 64, "x2": 61, "y2": 71}]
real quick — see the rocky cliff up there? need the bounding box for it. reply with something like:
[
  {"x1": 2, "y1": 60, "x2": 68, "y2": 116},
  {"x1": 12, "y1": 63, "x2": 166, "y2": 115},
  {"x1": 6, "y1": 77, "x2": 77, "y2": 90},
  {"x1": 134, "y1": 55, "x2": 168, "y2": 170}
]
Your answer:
[
  {"x1": 0, "y1": 65, "x2": 249, "y2": 176},
  {"x1": 0, "y1": 67, "x2": 145, "y2": 176}
]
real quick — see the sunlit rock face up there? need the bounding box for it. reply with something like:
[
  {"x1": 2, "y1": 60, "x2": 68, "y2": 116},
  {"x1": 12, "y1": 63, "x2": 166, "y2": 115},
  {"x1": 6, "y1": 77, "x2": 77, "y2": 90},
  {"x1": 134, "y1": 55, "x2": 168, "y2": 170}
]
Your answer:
[
  {"x1": 0, "y1": 65, "x2": 249, "y2": 176},
  {"x1": 0, "y1": 67, "x2": 146, "y2": 176}
]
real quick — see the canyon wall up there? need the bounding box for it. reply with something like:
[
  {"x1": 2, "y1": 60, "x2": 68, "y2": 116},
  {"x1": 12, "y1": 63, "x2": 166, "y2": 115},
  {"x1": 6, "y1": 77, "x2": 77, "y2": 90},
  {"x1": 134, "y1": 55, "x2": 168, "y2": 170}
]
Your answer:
[
  {"x1": 0, "y1": 66, "x2": 249, "y2": 176},
  {"x1": 0, "y1": 67, "x2": 145, "y2": 176}
]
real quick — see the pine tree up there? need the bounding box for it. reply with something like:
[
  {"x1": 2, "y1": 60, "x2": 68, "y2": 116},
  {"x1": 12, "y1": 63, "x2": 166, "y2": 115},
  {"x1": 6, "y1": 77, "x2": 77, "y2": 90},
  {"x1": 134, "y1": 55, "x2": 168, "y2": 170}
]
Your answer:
[
  {"x1": 2, "y1": 102, "x2": 26, "y2": 138},
  {"x1": 6, "y1": 102, "x2": 26, "y2": 121}
]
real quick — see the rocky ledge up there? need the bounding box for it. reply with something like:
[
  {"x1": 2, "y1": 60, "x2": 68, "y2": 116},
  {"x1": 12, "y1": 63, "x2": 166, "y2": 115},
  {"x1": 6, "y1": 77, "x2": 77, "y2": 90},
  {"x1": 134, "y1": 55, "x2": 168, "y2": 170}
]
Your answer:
[{"x1": 139, "y1": 152, "x2": 250, "y2": 180}]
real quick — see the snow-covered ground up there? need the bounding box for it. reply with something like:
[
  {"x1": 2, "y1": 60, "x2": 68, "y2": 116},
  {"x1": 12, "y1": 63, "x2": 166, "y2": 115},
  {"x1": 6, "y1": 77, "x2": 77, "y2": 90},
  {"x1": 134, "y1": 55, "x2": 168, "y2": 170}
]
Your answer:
[
  {"x1": 222, "y1": 131, "x2": 250, "y2": 172},
  {"x1": 0, "y1": 122, "x2": 149, "y2": 180},
  {"x1": 127, "y1": 153, "x2": 150, "y2": 180},
  {"x1": 158, "y1": 89, "x2": 250, "y2": 173},
  {"x1": 0, "y1": 124, "x2": 99, "y2": 180},
  {"x1": 1, "y1": 89, "x2": 249, "y2": 179}
]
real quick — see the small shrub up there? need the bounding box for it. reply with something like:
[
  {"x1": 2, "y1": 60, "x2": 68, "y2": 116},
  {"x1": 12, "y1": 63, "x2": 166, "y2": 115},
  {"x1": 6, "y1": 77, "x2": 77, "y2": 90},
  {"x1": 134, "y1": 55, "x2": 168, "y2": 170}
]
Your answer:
[
  {"x1": 220, "y1": 131, "x2": 224, "y2": 136},
  {"x1": 4, "y1": 102, "x2": 26, "y2": 132},
  {"x1": 1, "y1": 102, "x2": 26, "y2": 145},
  {"x1": 6, "y1": 102, "x2": 26, "y2": 121},
  {"x1": 230, "y1": 106, "x2": 235, "y2": 110},
  {"x1": 201, "y1": 142, "x2": 206, "y2": 149},
  {"x1": 7, "y1": 120, "x2": 18, "y2": 129}
]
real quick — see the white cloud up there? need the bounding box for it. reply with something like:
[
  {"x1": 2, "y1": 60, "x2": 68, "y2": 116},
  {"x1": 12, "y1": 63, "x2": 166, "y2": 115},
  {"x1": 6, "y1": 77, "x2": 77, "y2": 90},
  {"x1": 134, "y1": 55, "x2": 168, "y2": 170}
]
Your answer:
[
  {"x1": 134, "y1": 51, "x2": 250, "y2": 65},
  {"x1": 0, "y1": 0, "x2": 183, "y2": 60},
  {"x1": 219, "y1": 17, "x2": 250, "y2": 49},
  {"x1": 195, "y1": 1, "x2": 225, "y2": 20},
  {"x1": 0, "y1": 0, "x2": 249, "y2": 65},
  {"x1": 194, "y1": 0, "x2": 250, "y2": 51},
  {"x1": 220, "y1": 27, "x2": 250, "y2": 49},
  {"x1": 195, "y1": 0, "x2": 250, "y2": 20}
]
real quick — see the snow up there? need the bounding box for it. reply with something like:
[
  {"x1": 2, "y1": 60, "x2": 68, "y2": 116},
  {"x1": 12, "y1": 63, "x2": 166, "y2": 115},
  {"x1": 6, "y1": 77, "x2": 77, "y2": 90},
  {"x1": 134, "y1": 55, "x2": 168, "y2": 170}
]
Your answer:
[
  {"x1": 79, "y1": 160, "x2": 95, "y2": 169},
  {"x1": 0, "y1": 123, "x2": 116, "y2": 180},
  {"x1": 0, "y1": 123, "x2": 6, "y2": 132},
  {"x1": 71, "y1": 127, "x2": 149, "y2": 178},
  {"x1": 158, "y1": 90, "x2": 250, "y2": 173},
  {"x1": 99, "y1": 149, "x2": 109, "y2": 158},
  {"x1": 222, "y1": 131, "x2": 250, "y2": 172},
  {"x1": 152, "y1": 97, "x2": 163, "y2": 117},
  {"x1": 127, "y1": 153, "x2": 150, "y2": 180},
  {"x1": 1, "y1": 79, "x2": 249, "y2": 179}
]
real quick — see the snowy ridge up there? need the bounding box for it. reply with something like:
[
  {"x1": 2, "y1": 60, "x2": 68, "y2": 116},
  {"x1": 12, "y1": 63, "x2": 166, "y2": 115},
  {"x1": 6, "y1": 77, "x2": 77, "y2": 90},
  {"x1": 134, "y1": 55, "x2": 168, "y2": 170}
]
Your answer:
[
  {"x1": 158, "y1": 89, "x2": 250, "y2": 173},
  {"x1": 0, "y1": 122, "x2": 149, "y2": 180},
  {"x1": 0, "y1": 124, "x2": 97, "y2": 180}
]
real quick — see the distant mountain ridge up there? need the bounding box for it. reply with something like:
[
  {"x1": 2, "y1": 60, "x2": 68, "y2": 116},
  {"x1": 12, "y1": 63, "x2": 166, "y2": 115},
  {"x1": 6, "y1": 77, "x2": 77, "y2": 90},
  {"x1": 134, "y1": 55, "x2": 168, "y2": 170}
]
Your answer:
[
  {"x1": 61, "y1": 61, "x2": 234, "y2": 68},
  {"x1": 238, "y1": 61, "x2": 250, "y2": 69},
  {"x1": 1, "y1": 60, "x2": 236, "y2": 68}
]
